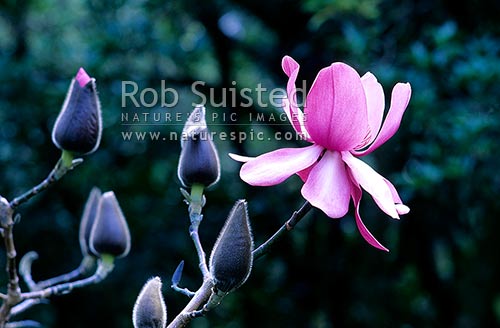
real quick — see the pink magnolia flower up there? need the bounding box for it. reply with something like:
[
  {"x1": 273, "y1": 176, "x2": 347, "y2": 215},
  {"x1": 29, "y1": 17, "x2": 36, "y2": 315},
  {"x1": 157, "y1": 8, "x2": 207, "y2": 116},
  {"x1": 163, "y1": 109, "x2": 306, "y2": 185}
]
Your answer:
[{"x1": 232, "y1": 56, "x2": 412, "y2": 251}]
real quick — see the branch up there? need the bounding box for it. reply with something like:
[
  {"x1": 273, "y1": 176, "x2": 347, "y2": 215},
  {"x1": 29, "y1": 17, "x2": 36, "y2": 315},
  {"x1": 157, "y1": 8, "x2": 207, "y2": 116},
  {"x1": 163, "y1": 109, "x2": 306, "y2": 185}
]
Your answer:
[
  {"x1": 10, "y1": 299, "x2": 46, "y2": 317},
  {"x1": 188, "y1": 213, "x2": 209, "y2": 279},
  {"x1": 0, "y1": 224, "x2": 22, "y2": 326},
  {"x1": 167, "y1": 200, "x2": 313, "y2": 327},
  {"x1": 18, "y1": 252, "x2": 37, "y2": 291},
  {"x1": 167, "y1": 279, "x2": 213, "y2": 328},
  {"x1": 167, "y1": 185, "x2": 220, "y2": 327},
  {"x1": 20, "y1": 255, "x2": 114, "y2": 300},
  {"x1": 253, "y1": 201, "x2": 313, "y2": 260},
  {"x1": 182, "y1": 185, "x2": 210, "y2": 279},
  {"x1": 34, "y1": 256, "x2": 96, "y2": 290},
  {"x1": 6, "y1": 320, "x2": 42, "y2": 328},
  {"x1": 9, "y1": 157, "x2": 83, "y2": 210}
]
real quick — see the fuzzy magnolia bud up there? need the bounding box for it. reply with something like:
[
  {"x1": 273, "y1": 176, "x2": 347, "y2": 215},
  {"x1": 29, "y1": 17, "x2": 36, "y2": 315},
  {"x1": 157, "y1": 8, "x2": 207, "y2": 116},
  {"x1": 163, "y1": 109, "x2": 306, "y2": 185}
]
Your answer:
[
  {"x1": 89, "y1": 191, "x2": 131, "y2": 258},
  {"x1": 177, "y1": 105, "x2": 220, "y2": 188},
  {"x1": 133, "y1": 277, "x2": 167, "y2": 328},
  {"x1": 52, "y1": 68, "x2": 102, "y2": 155},
  {"x1": 209, "y1": 200, "x2": 253, "y2": 293},
  {"x1": 78, "y1": 187, "x2": 102, "y2": 256}
]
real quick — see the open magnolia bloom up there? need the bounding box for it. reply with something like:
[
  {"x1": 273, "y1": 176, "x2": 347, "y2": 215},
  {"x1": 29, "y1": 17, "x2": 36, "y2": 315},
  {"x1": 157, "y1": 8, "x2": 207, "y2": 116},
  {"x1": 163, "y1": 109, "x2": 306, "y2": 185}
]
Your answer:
[{"x1": 231, "y1": 56, "x2": 412, "y2": 251}]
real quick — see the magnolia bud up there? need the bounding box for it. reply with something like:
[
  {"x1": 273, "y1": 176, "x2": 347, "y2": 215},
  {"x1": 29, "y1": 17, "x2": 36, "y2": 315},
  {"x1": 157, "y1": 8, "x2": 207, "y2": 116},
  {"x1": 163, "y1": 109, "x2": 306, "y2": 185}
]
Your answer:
[
  {"x1": 78, "y1": 187, "x2": 102, "y2": 256},
  {"x1": 89, "y1": 191, "x2": 131, "y2": 258},
  {"x1": 177, "y1": 105, "x2": 220, "y2": 188},
  {"x1": 209, "y1": 200, "x2": 253, "y2": 293},
  {"x1": 52, "y1": 68, "x2": 102, "y2": 155},
  {"x1": 133, "y1": 277, "x2": 167, "y2": 328}
]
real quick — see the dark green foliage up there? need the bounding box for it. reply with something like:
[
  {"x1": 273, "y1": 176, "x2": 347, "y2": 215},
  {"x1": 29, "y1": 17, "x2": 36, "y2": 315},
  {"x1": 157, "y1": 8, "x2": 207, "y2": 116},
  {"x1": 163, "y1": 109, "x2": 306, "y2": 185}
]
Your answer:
[{"x1": 0, "y1": 0, "x2": 499, "y2": 327}]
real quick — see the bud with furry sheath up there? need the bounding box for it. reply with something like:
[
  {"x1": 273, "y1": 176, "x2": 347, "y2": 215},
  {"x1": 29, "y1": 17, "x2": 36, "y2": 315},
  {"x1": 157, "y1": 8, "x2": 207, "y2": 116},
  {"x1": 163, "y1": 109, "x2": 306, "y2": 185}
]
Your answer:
[
  {"x1": 133, "y1": 277, "x2": 167, "y2": 328},
  {"x1": 209, "y1": 200, "x2": 253, "y2": 293}
]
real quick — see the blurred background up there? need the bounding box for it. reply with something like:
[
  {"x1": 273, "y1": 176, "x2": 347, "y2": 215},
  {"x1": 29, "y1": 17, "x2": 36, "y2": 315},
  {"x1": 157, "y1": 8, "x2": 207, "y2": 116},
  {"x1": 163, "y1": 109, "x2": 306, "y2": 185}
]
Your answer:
[{"x1": 1, "y1": 0, "x2": 500, "y2": 327}]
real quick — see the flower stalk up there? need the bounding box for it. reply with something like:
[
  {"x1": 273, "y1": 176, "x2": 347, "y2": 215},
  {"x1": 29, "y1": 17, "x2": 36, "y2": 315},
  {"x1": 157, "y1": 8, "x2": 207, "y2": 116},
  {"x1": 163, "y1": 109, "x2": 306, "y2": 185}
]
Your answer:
[
  {"x1": 19, "y1": 252, "x2": 96, "y2": 291},
  {"x1": 8, "y1": 157, "x2": 83, "y2": 210},
  {"x1": 20, "y1": 255, "x2": 114, "y2": 300},
  {"x1": 253, "y1": 200, "x2": 313, "y2": 260},
  {"x1": 182, "y1": 184, "x2": 209, "y2": 279}
]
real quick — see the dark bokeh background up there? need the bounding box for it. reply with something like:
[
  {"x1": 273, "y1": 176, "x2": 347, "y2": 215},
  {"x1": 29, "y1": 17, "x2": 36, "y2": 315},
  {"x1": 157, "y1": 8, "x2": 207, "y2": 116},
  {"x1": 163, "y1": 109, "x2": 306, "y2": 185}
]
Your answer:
[{"x1": 1, "y1": 0, "x2": 500, "y2": 327}]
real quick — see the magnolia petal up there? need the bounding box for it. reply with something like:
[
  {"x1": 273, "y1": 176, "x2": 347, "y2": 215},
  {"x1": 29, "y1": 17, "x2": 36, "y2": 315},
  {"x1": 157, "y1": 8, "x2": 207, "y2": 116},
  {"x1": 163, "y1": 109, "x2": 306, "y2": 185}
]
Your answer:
[
  {"x1": 359, "y1": 72, "x2": 385, "y2": 147},
  {"x1": 240, "y1": 145, "x2": 323, "y2": 186},
  {"x1": 341, "y1": 152, "x2": 399, "y2": 219},
  {"x1": 305, "y1": 62, "x2": 369, "y2": 151},
  {"x1": 76, "y1": 67, "x2": 92, "y2": 87},
  {"x1": 297, "y1": 163, "x2": 315, "y2": 182},
  {"x1": 297, "y1": 109, "x2": 311, "y2": 141},
  {"x1": 396, "y1": 204, "x2": 410, "y2": 215},
  {"x1": 354, "y1": 82, "x2": 411, "y2": 156},
  {"x1": 282, "y1": 98, "x2": 311, "y2": 142},
  {"x1": 383, "y1": 177, "x2": 410, "y2": 215},
  {"x1": 281, "y1": 56, "x2": 304, "y2": 135},
  {"x1": 301, "y1": 151, "x2": 351, "y2": 218},
  {"x1": 228, "y1": 153, "x2": 255, "y2": 162},
  {"x1": 383, "y1": 177, "x2": 403, "y2": 204},
  {"x1": 350, "y1": 182, "x2": 389, "y2": 251}
]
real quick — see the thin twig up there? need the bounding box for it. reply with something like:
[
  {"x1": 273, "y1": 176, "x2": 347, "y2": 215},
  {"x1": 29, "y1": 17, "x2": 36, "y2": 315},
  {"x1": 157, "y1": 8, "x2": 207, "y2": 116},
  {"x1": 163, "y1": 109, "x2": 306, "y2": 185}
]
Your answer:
[
  {"x1": 35, "y1": 256, "x2": 96, "y2": 290},
  {"x1": 9, "y1": 258, "x2": 108, "y2": 320},
  {"x1": 9, "y1": 158, "x2": 83, "y2": 210},
  {"x1": 10, "y1": 299, "x2": 46, "y2": 317},
  {"x1": 253, "y1": 201, "x2": 313, "y2": 260},
  {"x1": 185, "y1": 184, "x2": 209, "y2": 279},
  {"x1": 21, "y1": 259, "x2": 114, "y2": 300},
  {"x1": 18, "y1": 252, "x2": 38, "y2": 291},
  {"x1": 6, "y1": 320, "x2": 42, "y2": 328},
  {"x1": 0, "y1": 224, "x2": 22, "y2": 327},
  {"x1": 167, "y1": 279, "x2": 214, "y2": 328},
  {"x1": 171, "y1": 285, "x2": 196, "y2": 298},
  {"x1": 189, "y1": 214, "x2": 209, "y2": 278},
  {"x1": 167, "y1": 200, "x2": 313, "y2": 327},
  {"x1": 167, "y1": 185, "x2": 216, "y2": 327},
  {"x1": 20, "y1": 256, "x2": 114, "y2": 300}
]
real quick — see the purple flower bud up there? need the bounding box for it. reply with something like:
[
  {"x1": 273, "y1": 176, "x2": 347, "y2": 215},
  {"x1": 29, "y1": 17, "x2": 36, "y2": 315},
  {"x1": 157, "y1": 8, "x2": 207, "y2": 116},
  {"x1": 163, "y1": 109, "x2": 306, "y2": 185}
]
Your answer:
[
  {"x1": 177, "y1": 105, "x2": 220, "y2": 188},
  {"x1": 89, "y1": 191, "x2": 131, "y2": 258},
  {"x1": 78, "y1": 187, "x2": 102, "y2": 256},
  {"x1": 133, "y1": 277, "x2": 167, "y2": 328},
  {"x1": 209, "y1": 200, "x2": 253, "y2": 293},
  {"x1": 52, "y1": 68, "x2": 102, "y2": 155}
]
